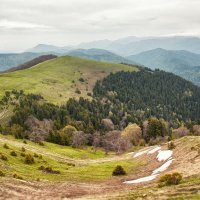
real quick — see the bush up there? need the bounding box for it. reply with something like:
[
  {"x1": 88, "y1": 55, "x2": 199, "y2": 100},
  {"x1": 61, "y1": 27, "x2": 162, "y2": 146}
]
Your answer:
[
  {"x1": 3, "y1": 143, "x2": 9, "y2": 149},
  {"x1": 0, "y1": 153, "x2": 8, "y2": 161},
  {"x1": 112, "y1": 165, "x2": 126, "y2": 176},
  {"x1": 79, "y1": 77, "x2": 85, "y2": 82},
  {"x1": 21, "y1": 147, "x2": 26, "y2": 152},
  {"x1": 10, "y1": 151, "x2": 17, "y2": 156},
  {"x1": 13, "y1": 173, "x2": 23, "y2": 180},
  {"x1": 33, "y1": 153, "x2": 39, "y2": 158},
  {"x1": 38, "y1": 166, "x2": 60, "y2": 174},
  {"x1": 0, "y1": 170, "x2": 5, "y2": 177},
  {"x1": 38, "y1": 141, "x2": 44, "y2": 146},
  {"x1": 159, "y1": 172, "x2": 182, "y2": 187},
  {"x1": 24, "y1": 154, "x2": 35, "y2": 164},
  {"x1": 87, "y1": 92, "x2": 92, "y2": 96},
  {"x1": 139, "y1": 139, "x2": 145, "y2": 146},
  {"x1": 20, "y1": 152, "x2": 26, "y2": 157},
  {"x1": 75, "y1": 88, "x2": 81, "y2": 94},
  {"x1": 168, "y1": 142, "x2": 175, "y2": 150}
]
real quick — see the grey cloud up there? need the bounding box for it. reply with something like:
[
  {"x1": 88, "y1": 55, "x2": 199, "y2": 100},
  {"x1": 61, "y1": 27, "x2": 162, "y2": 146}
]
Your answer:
[{"x1": 0, "y1": 0, "x2": 200, "y2": 51}]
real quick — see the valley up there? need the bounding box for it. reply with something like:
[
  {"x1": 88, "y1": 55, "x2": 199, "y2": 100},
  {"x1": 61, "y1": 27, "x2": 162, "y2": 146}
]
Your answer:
[{"x1": 0, "y1": 135, "x2": 200, "y2": 199}]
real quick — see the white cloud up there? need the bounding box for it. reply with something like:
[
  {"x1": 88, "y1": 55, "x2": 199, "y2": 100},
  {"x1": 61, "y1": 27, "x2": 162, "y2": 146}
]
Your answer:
[{"x1": 0, "y1": 19, "x2": 51, "y2": 29}]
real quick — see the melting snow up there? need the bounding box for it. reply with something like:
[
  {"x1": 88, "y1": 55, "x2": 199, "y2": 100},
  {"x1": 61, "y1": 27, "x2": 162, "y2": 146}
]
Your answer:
[
  {"x1": 152, "y1": 159, "x2": 174, "y2": 175},
  {"x1": 147, "y1": 146, "x2": 161, "y2": 154},
  {"x1": 157, "y1": 150, "x2": 173, "y2": 162},
  {"x1": 124, "y1": 148, "x2": 174, "y2": 184},
  {"x1": 124, "y1": 174, "x2": 158, "y2": 184},
  {"x1": 133, "y1": 148, "x2": 151, "y2": 158}
]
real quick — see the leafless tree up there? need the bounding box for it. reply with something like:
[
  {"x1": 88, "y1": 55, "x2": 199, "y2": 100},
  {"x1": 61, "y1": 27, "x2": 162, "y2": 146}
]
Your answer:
[
  {"x1": 92, "y1": 132, "x2": 101, "y2": 152},
  {"x1": 72, "y1": 131, "x2": 86, "y2": 148}
]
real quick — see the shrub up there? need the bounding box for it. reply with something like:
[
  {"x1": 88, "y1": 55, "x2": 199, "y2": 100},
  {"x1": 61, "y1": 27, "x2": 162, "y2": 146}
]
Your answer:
[
  {"x1": 87, "y1": 92, "x2": 92, "y2": 96},
  {"x1": 0, "y1": 153, "x2": 8, "y2": 161},
  {"x1": 20, "y1": 152, "x2": 26, "y2": 157},
  {"x1": 38, "y1": 141, "x2": 44, "y2": 146},
  {"x1": 38, "y1": 166, "x2": 60, "y2": 174},
  {"x1": 33, "y1": 153, "x2": 39, "y2": 158},
  {"x1": 139, "y1": 139, "x2": 145, "y2": 146},
  {"x1": 75, "y1": 88, "x2": 81, "y2": 94},
  {"x1": 79, "y1": 77, "x2": 85, "y2": 82},
  {"x1": 159, "y1": 172, "x2": 182, "y2": 187},
  {"x1": 0, "y1": 170, "x2": 5, "y2": 177},
  {"x1": 13, "y1": 173, "x2": 23, "y2": 180},
  {"x1": 10, "y1": 151, "x2": 17, "y2": 156},
  {"x1": 168, "y1": 142, "x2": 175, "y2": 150},
  {"x1": 24, "y1": 154, "x2": 35, "y2": 164},
  {"x1": 3, "y1": 143, "x2": 9, "y2": 149},
  {"x1": 21, "y1": 147, "x2": 26, "y2": 152},
  {"x1": 112, "y1": 165, "x2": 126, "y2": 176}
]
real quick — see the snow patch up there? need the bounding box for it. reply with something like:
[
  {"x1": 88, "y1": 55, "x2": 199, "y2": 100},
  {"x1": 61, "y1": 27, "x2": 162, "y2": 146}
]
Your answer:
[
  {"x1": 124, "y1": 148, "x2": 174, "y2": 184},
  {"x1": 152, "y1": 159, "x2": 174, "y2": 175},
  {"x1": 157, "y1": 150, "x2": 173, "y2": 162},
  {"x1": 124, "y1": 174, "x2": 158, "y2": 184},
  {"x1": 133, "y1": 148, "x2": 153, "y2": 158},
  {"x1": 147, "y1": 146, "x2": 161, "y2": 154}
]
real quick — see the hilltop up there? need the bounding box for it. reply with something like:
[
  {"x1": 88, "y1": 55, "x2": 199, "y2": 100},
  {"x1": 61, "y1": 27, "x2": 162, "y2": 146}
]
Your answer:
[{"x1": 0, "y1": 56, "x2": 138, "y2": 103}]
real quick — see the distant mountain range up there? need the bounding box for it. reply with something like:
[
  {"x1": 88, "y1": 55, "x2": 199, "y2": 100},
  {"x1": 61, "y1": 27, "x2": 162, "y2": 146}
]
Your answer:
[
  {"x1": 0, "y1": 52, "x2": 42, "y2": 71},
  {"x1": 76, "y1": 36, "x2": 200, "y2": 56},
  {"x1": 128, "y1": 48, "x2": 200, "y2": 86},
  {"x1": 66, "y1": 48, "x2": 137, "y2": 65},
  {"x1": 25, "y1": 36, "x2": 200, "y2": 56},
  {"x1": 128, "y1": 48, "x2": 200, "y2": 71},
  {"x1": 1, "y1": 36, "x2": 200, "y2": 86}
]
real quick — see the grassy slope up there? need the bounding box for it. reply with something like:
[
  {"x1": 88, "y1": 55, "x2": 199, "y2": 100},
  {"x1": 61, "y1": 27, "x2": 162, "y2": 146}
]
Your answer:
[
  {"x1": 0, "y1": 56, "x2": 138, "y2": 104},
  {"x1": 0, "y1": 134, "x2": 144, "y2": 182}
]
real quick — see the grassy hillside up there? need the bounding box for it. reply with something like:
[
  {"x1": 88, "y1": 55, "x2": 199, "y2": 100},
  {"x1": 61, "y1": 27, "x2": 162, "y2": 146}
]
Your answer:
[
  {"x1": 0, "y1": 56, "x2": 138, "y2": 104},
  {"x1": 0, "y1": 134, "x2": 144, "y2": 182}
]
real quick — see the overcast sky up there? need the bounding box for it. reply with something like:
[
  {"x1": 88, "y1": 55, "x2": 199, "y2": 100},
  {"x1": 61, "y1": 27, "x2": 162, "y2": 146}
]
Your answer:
[{"x1": 1, "y1": 0, "x2": 200, "y2": 52}]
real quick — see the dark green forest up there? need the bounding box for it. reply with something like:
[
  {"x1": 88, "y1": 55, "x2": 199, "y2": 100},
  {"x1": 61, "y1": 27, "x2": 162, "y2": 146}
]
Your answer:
[{"x1": 93, "y1": 69, "x2": 200, "y2": 126}]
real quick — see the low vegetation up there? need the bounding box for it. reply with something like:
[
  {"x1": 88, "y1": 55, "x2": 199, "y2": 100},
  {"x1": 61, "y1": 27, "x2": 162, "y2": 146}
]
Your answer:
[
  {"x1": 112, "y1": 165, "x2": 127, "y2": 176},
  {"x1": 159, "y1": 172, "x2": 183, "y2": 187}
]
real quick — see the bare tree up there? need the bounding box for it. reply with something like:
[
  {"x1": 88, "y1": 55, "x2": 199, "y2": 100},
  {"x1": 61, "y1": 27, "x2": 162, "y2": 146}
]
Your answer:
[
  {"x1": 72, "y1": 131, "x2": 86, "y2": 148},
  {"x1": 193, "y1": 125, "x2": 200, "y2": 136},
  {"x1": 172, "y1": 127, "x2": 190, "y2": 139},
  {"x1": 92, "y1": 132, "x2": 101, "y2": 152}
]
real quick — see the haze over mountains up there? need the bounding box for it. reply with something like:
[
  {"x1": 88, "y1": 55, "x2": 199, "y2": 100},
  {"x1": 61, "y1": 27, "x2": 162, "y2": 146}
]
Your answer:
[{"x1": 1, "y1": 36, "x2": 200, "y2": 86}]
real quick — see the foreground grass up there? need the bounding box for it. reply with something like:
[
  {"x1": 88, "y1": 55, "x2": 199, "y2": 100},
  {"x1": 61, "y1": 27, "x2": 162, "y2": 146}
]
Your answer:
[
  {"x1": 0, "y1": 56, "x2": 138, "y2": 104},
  {"x1": 0, "y1": 135, "x2": 144, "y2": 182},
  {"x1": 0, "y1": 134, "x2": 107, "y2": 160}
]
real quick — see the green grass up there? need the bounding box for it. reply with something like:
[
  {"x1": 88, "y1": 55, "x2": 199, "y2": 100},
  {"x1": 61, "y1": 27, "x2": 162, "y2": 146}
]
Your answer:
[
  {"x1": 0, "y1": 134, "x2": 107, "y2": 160},
  {"x1": 0, "y1": 56, "x2": 138, "y2": 104},
  {"x1": 0, "y1": 136, "x2": 145, "y2": 182}
]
